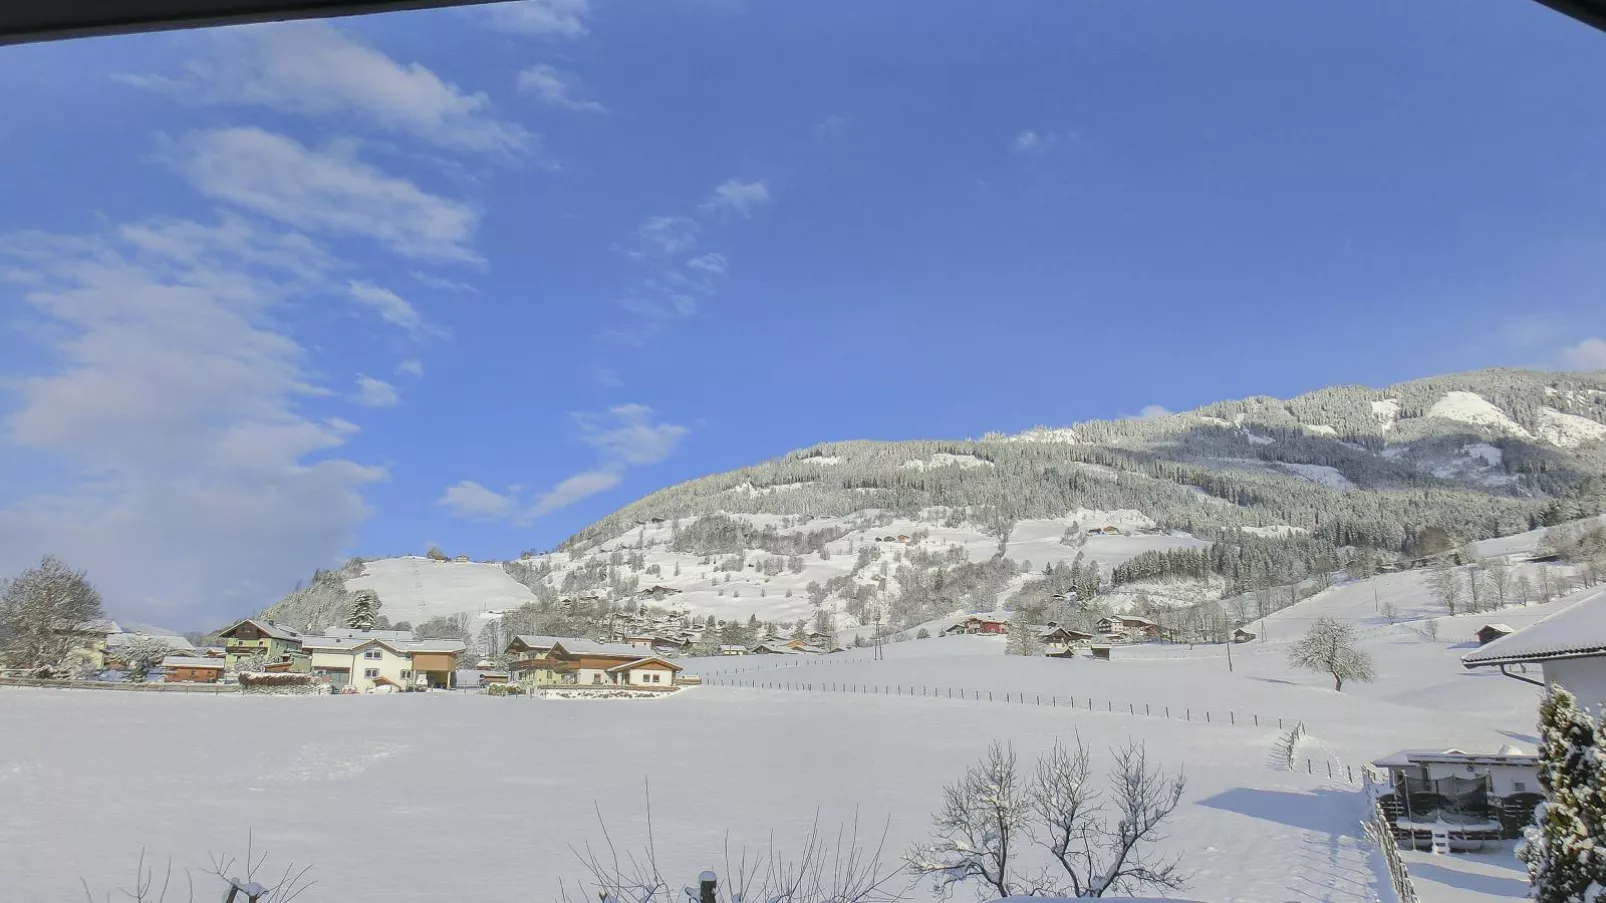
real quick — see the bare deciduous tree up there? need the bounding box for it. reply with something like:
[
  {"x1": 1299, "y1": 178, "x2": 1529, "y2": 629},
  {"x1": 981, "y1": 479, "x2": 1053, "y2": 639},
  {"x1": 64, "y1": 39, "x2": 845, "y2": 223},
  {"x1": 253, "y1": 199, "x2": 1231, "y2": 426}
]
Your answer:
[
  {"x1": 0, "y1": 555, "x2": 105, "y2": 669},
  {"x1": 1287, "y1": 616, "x2": 1375, "y2": 692},
  {"x1": 907, "y1": 739, "x2": 1187, "y2": 898}
]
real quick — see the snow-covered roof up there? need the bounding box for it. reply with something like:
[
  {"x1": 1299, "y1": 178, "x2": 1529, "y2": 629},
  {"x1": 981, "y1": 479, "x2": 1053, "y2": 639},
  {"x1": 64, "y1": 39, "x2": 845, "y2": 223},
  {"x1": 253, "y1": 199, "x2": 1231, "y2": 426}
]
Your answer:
[
  {"x1": 507, "y1": 635, "x2": 562, "y2": 649},
  {"x1": 161, "y1": 655, "x2": 225, "y2": 669},
  {"x1": 1463, "y1": 591, "x2": 1606, "y2": 667},
  {"x1": 402, "y1": 639, "x2": 468, "y2": 654},
  {"x1": 551, "y1": 639, "x2": 647, "y2": 657},
  {"x1": 1372, "y1": 748, "x2": 1538, "y2": 767},
  {"x1": 603, "y1": 656, "x2": 683, "y2": 673},
  {"x1": 223, "y1": 619, "x2": 302, "y2": 641},
  {"x1": 322, "y1": 627, "x2": 416, "y2": 641},
  {"x1": 1478, "y1": 624, "x2": 1515, "y2": 634},
  {"x1": 74, "y1": 618, "x2": 122, "y2": 634},
  {"x1": 106, "y1": 633, "x2": 194, "y2": 651},
  {"x1": 301, "y1": 635, "x2": 383, "y2": 651}
]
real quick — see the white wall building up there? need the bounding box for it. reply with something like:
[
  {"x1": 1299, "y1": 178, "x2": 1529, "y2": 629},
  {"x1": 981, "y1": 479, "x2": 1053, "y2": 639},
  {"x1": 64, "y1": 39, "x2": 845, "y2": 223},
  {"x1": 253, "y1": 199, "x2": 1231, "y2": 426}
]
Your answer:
[{"x1": 1463, "y1": 589, "x2": 1606, "y2": 715}]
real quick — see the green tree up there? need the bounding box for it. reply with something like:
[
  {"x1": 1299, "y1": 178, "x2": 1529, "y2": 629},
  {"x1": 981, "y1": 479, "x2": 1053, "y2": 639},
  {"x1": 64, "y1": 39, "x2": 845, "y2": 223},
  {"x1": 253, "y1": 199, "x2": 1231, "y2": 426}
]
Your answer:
[
  {"x1": 346, "y1": 589, "x2": 382, "y2": 630},
  {"x1": 1520, "y1": 686, "x2": 1606, "y2": 902}
]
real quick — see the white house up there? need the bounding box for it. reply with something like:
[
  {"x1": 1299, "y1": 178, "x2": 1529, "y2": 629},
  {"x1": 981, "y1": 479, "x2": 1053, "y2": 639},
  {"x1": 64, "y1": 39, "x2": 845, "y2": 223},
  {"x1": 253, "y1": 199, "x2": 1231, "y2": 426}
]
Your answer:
[
  {"x1": 303, "y1": 634, "x2": 466, "y2": 692},
  {"x1": 1462, "y1": 589, "x2": 1606, "y2": 714}
]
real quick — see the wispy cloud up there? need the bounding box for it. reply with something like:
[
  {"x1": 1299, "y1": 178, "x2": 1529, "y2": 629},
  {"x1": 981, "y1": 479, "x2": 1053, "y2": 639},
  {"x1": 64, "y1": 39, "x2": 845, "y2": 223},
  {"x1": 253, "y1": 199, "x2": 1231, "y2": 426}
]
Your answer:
[
  {"x1": 440, "y1": 403, "x2": 687, "y2": 524},
  {"x1": 1559, "y1": 337, "x2": 1606, "y2": 370},
  {"x1": 595, "y1": 367, "x2": 622, "y2": 387},
  {"x1": 0, "y1": 219, "x2": 384, "y2": 628},
  {"x1": 700, "y1": 179, "x2": 771, "y2": 217},
  {"x1": 1138, "y1": 404, "x2": 1173, "y2": 419},
  {"x1": 410, "y1": 270, "x2": 477, "y2": 293},
  {"x1": 685, "y1": 253, "x2": 728, "y2": 276},
  {"x1": 638, "y1": 216, "x2": 700, "y2": 255},
  {"x1": 477, "y1": 0, "x2": 591, "y2": 37},
  {"x1": 527, "y1": 469, "x2": 620, "y2": 518},
  {"x1": 353, "y1": 374, "x2": 400, "y2": 407},
  {"x1": 348, "y1": 281, "x2": 423, "y2": 333},
  {"x1": 517, "y1": 63, "x2": 607, "y2": 112},
  {"x1": 1012, "y1": 130, "x2": 1057, "y2": 154},
  {"x1": 182, "y1": 127, "x2": 481, "y2": 263},
  {"x1": 396, "y1": 358, "x2": 425, "y2": 377},
  {"x1": 437, "y1": 480, "x2": 514, "y2": 519},
  {"x1": 119, "y1": 22, "x2": 531, "y2": 156}
]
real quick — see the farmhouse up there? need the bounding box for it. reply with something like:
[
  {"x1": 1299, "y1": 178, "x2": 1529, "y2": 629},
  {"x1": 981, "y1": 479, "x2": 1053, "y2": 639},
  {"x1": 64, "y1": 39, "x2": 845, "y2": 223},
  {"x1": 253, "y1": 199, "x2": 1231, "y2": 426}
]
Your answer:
[
  {"x1": 1095, "y1": 615, "x2": 1159, "y2": 638},
  {"x1": 1232, "y1": 628, "x2": 1257, "y2": 643},
  {"x1": 217, "y1": 619, "x2": 305, "y2": 669},
  {"x1": 161, "y1": 655, "x2": 227, "y2": 683},
  {"x1": 1038, "y1": 626, "x2": 1095, "y2": 654},
  {"x1": 1369, "y1": 746, "x2": 1541, "y2": 851},
  {"x1": 1463, "y1": 591, "x2": 1606, "y2": 715},
  {"x1": 956, "y1": 616, "x2": 1008, "y2": 635},
  {"x1": 504, "y1": 635, "x2": 562, "y2": 659}
]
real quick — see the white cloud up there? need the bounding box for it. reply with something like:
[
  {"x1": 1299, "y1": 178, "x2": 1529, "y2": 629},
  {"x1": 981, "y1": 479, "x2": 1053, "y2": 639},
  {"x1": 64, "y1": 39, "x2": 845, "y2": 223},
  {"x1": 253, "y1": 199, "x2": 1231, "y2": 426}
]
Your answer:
[
  {"x1": 182, "y1": 127, "x2": 480, "y2": 262},
  {"x1": 353, "y1": 374, "x2": 400, "y2": 407},
  {"x1": 123, "y1": 22, "x2": 530, "y2": 156},
  {"x1": 638, "y1": 216, "x2": 701, "y2": 255},
  {"x1": 437, "y1": 480, "x2": 514, "y2": 519},
  {"x1": 442, "y1": 403, "x2": 686, "y2": 524},
  {"x1": 1139, "y1": 405, "x2": 1173, "y2": 419},
  {"x1": 1013, "y1": 130, "x2": 1058, "y2": 154},
  {"x1": 517, "y1": 63, "x2": 607, "y2": 112},
  {"x1": 396, "y1": 358, "x2": 425, "y2": 377},
  {"x1": 525, "y1": 469, "x2": 621, "y2": 519},
  {"x1": 685, "y1": 253, "x2": 728, "y2": 276},
  {"x1": 1559, "y1": 337, "x2": 1606, "y2": 370},
  {"x1": 0, "y1": 220, "x2": 383, "y2": 629},
  {"x1": 699, "y1": 179, "x2": 771, "y2": 217},
  {"x1": 595, "y1": 367, "x2": 622, "y2": 387},
  {"x1": 410, "y1": 270, "x2": 477, "y2": 292},
  {"x1": 576, "y1": 403, "x2": 688, "y2": 465},
  {"x1": 348, "y1": 281, "x2": 422, "y2": 333},
  {"x1": 479, "y1": 0, "x2": 591, "y2": 37}
]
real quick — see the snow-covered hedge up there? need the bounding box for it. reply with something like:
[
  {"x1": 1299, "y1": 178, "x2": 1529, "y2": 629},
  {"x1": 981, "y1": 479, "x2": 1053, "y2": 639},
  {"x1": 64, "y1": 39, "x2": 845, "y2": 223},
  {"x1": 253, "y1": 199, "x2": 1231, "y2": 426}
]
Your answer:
[{"x1": 238, "y1": 673, "x2": 325, "y2": 695}]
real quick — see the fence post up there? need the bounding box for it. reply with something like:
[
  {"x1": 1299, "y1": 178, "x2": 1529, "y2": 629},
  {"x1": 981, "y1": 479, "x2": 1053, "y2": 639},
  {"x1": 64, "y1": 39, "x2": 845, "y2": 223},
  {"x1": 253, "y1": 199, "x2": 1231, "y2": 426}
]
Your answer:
[
  {"x1": 1206, "y1": 711, "x2": 1210, "y2": 723},
  {"x1": 1187, "y1": 709, "x2": 1190, "y2": 721},
  {"x1": 1129, "y1": 703, "x2": 1134, "y2": 714},
  {"x1": 1230, "y1": 711, "x2": 1234, "y2": 725},
  {"x1": 1307, "y1": 759, "x2": 1313, "y2": 774},
  {"x1": 1255, "y1": 714, "x2": 1259, "y2": 727}
]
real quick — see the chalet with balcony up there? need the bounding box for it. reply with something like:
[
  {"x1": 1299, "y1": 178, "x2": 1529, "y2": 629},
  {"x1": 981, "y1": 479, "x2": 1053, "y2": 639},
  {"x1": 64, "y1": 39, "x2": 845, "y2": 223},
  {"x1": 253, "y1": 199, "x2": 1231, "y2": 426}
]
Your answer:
[
  {"x1": 1039, "y1": 626, "x2": 1095, "y2": 655},
  {"x1": 160, "y1": 655, "x2": 227, "y2": 683},
  {"x1": 217, "y1": 619, "x2": 305, "y2": 668}
]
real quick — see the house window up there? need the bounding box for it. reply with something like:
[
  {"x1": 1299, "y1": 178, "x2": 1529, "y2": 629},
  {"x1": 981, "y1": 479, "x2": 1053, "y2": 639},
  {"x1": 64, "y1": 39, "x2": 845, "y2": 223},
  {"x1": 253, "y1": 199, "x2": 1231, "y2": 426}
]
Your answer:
[
  {"x1": 401, "y1": 670, "x2": 413, "y2": 680},
  {"x1": 1515, "y1": 782, "x2": 1527, "y2": 792},
  {"x1": 364, "y1": 668, "x2": 379, "y2": 679},
  {"x1": 364, "y1": 649, "x2": 382, "y2": 660},
  {"x1": 593, "y1": 673, "x2": 604, "y2": 684}
]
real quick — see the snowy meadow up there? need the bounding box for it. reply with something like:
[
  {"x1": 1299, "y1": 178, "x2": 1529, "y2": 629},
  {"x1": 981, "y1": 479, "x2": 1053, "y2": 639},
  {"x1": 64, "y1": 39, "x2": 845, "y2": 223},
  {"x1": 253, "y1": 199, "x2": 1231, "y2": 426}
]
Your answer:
[{"x1": 3, "y1": 573, "x2": 1581, "y2": 903}]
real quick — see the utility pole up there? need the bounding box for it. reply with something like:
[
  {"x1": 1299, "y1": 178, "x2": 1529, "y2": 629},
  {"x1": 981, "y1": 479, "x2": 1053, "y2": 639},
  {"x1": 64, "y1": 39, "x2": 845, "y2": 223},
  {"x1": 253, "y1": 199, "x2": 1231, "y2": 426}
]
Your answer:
[{"x1": 1226, "y1": 626, "x2": 1234, "y2": 672}]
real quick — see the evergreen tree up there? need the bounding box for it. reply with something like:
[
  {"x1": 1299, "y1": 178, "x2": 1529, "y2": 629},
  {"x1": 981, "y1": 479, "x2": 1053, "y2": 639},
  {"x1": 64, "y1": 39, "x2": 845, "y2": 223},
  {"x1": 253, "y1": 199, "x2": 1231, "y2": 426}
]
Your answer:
[
  {"x1": 1521, "y1": 686, "x2": 1606, "y2": 902},
  {"x1": 346, "y1": 589, "x2": 381, "y2": 630}
]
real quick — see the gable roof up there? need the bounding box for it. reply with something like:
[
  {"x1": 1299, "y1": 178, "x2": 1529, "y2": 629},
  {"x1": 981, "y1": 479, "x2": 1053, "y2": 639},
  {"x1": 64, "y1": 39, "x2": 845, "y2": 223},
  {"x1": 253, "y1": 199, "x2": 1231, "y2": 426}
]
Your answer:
[
  {"x1": 402, "y1": 639, "x2": 467, "y2": 654},
  {"x1": 552, "y1": 639, "x2": 649, "y2": 658},
  {"x1": 604, "y1": 656, "x2": 684, "y2": 673},
  {"x1": 106, "y1": 632, "x2": 195, "y2": 651},
  {"x1": 506, "y1": 635, "x2": 563, "y2": 652},
  {"x1": 1463, "y1": 591, "x2": 1606, "y2": 667},
  {"x1": 161, "y1": 655, "x2": 226, "y2": 670},
  {"x1": 220, "y1": 618, "x2": 302, "y2": 641},
  {"x1": 322, "y1": 627, "x2": 416, "y2": 642}
]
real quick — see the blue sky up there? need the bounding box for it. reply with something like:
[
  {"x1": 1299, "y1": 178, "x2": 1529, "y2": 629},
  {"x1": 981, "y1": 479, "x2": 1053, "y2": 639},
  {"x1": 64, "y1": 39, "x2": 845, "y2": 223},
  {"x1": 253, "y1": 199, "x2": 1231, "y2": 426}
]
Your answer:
[{"x1": 2, "y1": 0, "x2": 1604, "y2": 628}]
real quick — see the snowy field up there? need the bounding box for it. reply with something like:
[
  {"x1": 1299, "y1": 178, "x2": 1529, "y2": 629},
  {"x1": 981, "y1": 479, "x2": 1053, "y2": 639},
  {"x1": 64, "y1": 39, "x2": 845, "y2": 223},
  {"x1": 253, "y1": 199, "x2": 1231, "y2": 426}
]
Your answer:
[
  {"x1": 9, "y1": 559, "x2": 1593, "y2": 902},
  {"x1": 1, "y1": 685, "x2": 1377, "y2": 903}
]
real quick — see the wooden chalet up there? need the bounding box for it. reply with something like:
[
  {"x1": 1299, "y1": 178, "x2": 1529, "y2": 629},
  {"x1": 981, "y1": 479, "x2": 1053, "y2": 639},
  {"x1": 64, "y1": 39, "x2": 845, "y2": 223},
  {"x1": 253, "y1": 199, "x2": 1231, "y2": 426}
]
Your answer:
[{"x1": 1476, "y1": 624, "x2": 1515, "y2": 646}]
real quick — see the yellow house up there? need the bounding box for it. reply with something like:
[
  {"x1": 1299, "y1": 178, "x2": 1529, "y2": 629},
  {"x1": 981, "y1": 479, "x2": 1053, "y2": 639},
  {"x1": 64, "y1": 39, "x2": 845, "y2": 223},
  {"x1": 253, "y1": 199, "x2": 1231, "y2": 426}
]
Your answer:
[{"x1": 217, "y1": 618, "x2": 305, "y2": 667}]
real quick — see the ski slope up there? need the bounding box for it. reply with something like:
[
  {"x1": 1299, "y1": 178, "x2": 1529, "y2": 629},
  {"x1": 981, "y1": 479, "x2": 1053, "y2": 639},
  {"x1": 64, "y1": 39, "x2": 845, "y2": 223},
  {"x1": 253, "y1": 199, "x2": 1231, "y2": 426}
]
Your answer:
[{"x1": 345, "y1": 557, "x2": 538, "y2": 626}]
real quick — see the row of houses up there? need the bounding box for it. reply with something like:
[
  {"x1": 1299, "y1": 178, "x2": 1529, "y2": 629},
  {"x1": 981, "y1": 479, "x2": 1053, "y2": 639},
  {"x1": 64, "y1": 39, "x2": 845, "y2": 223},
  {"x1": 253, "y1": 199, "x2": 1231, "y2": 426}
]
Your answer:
[{"x1": 150, "y1": 620, "x2": 471, "y2": 692}]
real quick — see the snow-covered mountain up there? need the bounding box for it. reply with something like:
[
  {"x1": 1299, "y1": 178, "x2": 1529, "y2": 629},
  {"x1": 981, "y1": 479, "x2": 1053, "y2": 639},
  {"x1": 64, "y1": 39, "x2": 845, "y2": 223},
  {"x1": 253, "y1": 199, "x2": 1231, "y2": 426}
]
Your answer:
[{"x1": 268, "y1": 368, "x2": 1606, "y2": 637}]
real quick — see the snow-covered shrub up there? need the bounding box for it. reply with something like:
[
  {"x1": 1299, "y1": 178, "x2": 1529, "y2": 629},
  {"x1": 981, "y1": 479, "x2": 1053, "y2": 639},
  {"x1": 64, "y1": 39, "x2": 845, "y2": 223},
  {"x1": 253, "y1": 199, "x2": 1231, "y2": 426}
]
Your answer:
[
  {"x1": 486, "y1": 683, "x2": 526, "y2": 697},
  {"x1": 238, "y1": 673, "x2": 322, "y2": 695}
]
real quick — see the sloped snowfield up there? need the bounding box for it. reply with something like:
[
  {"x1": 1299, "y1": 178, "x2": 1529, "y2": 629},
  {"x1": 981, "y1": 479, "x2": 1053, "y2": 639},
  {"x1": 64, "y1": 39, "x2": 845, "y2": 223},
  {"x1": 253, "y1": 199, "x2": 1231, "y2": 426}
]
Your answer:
[{"x1": 8, "y1": 562, "x2": 1588, "y2": 902}]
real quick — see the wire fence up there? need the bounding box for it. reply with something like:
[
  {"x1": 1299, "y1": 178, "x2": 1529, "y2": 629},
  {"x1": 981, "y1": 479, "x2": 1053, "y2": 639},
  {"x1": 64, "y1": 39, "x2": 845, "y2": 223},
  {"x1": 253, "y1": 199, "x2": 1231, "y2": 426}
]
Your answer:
[{"x1": 0, "y1": 676, "x2": 238, "y2": 694}]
